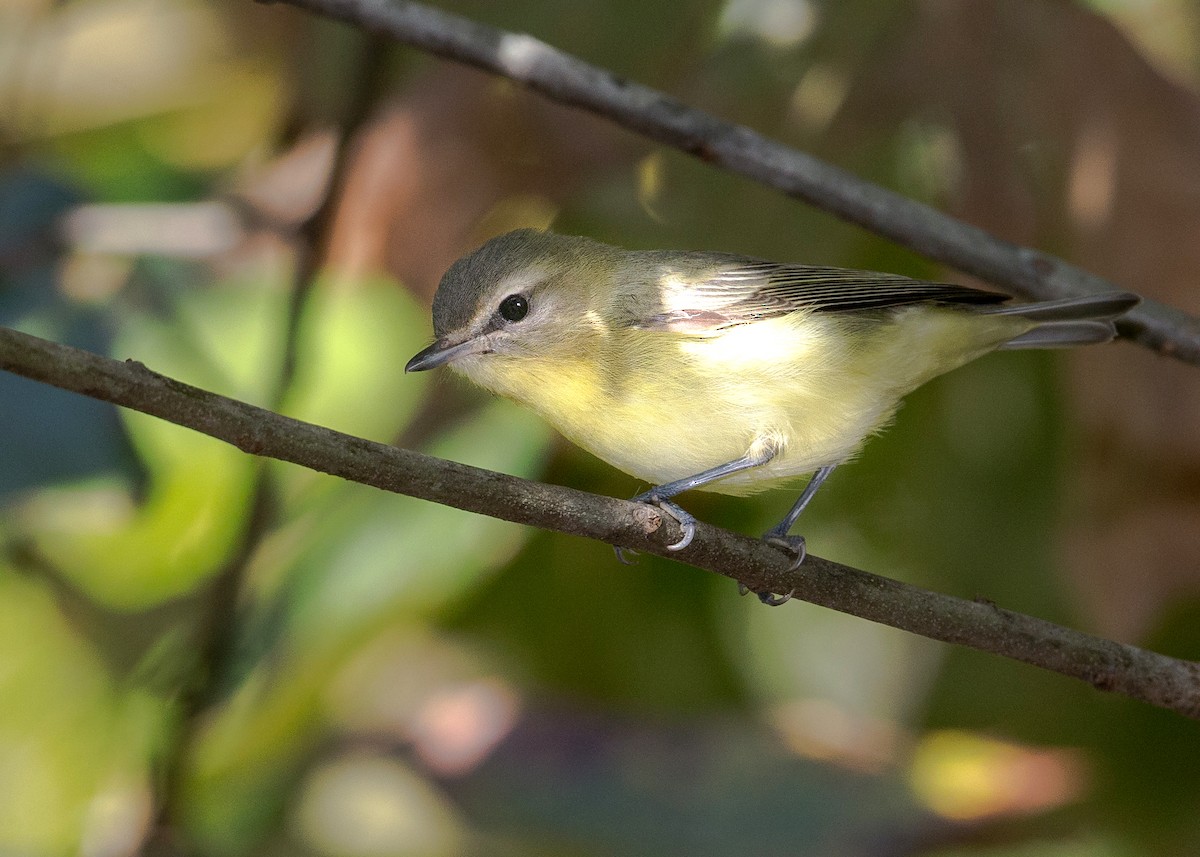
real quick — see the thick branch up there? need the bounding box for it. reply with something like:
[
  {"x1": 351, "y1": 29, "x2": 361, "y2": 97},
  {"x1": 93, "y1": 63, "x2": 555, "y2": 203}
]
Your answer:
[
  {"x1": 267, "y1": 0, "x2": 1200, "y2": 365},
  {"x1": 3, "y1": 325, "x2": 1199, "y2": 718}
]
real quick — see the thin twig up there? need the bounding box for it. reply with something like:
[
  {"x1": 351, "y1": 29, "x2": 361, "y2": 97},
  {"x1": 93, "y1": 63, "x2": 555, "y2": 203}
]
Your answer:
[
  {"x1": 264, "y1": 0, "x2": 1200, "y2": 365},
  {"x1": 3, "y1": 325, "x2": 1198, "y2": 718}
]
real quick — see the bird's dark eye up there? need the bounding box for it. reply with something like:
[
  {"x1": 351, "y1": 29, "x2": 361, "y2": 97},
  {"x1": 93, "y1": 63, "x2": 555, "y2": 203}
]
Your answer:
[{"x1": 498, "y1": 294, "x2": 529, "y2": 322}]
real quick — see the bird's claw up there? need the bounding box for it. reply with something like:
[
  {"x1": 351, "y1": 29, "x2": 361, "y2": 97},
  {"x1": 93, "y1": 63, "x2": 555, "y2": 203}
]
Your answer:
[
  {"x1": 737, "y1": 580, "x2": 794, "y2": 606},
  {"x1": 735, "y1": 532, "x2": 807, "y2": 605},
  {"x1": 764, "y1": 533, "x2": 807, "y2": 572},
  {"x1": 631, "y1": 492, "x2": 695, "y2": 551},
  {"x1": 757, "y1": 589, "x2": 794, "y2": 606},
  {"x1": 613, "y1": 545, "x2": 639, "y2": 565}
]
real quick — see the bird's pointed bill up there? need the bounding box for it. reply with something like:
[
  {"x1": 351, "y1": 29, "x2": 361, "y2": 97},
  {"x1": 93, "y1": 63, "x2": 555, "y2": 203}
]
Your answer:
[{"x1": 405, "y1": 336, "x2": 489, "y2": 372}]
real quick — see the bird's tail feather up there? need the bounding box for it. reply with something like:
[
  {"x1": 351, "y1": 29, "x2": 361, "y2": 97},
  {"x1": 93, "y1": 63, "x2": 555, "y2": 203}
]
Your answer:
[
  {"x1": 983, "y1": 292, "x2": 1139, "y2": 349},
  {"x1": 1000, "y1": 321, "x2": 1117, "y2": 349}
]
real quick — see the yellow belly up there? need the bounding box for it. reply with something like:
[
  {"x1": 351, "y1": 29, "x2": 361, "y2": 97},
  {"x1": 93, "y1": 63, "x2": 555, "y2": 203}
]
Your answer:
[{"x1": 458, "y1": 307, "x2": 1027, "y2": 496}]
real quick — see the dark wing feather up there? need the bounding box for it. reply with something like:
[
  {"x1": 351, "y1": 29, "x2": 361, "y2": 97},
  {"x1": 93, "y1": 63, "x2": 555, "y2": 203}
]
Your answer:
[
  {"x1": 716, "y1": 263, "x2": 1010, "y2": 315},
  {"x1": 630, "y1": 255, "x2": 1012, "y2": 333}
]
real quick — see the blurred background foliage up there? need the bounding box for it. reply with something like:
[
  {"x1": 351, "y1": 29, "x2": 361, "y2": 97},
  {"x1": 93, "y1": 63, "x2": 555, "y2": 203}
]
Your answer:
[{"x1": 2, "y1": 0, "x2": 1200, "y2": 854}]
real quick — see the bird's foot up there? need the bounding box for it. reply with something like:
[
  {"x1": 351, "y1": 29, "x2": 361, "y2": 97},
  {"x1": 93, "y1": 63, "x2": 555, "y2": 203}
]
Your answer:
[
  {"x1": 737, "y1": 582, "x2": 794, "y2": 606},
  {"x1": 630, "y1": 491, "x2": 695, "y2": 551},
  {"x1": 611, "y1": 493, "x2": 696, "y2": 562},
  {"x1": 734, "y1": 531, "x2": 808, "y2": 605},
  {"x1": 763, "y1": 533, "x2": 807, "y2": 572}
]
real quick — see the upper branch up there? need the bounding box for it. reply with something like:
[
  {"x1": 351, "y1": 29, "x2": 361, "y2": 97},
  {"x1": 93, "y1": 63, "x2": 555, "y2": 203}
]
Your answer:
[
  {"x1": 269, "y1": 0, "x2": 1200, "y2": 365},
  {"x1": 3, "y1": 324, "x2": 1199, "y2": 718}
]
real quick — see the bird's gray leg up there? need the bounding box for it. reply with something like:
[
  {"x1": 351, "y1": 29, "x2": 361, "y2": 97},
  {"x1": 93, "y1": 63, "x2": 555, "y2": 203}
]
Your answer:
[
  {"x1": 766, "y1": 464, "x2": 837, "y2": 540},
  {"x1": 614, "y1": 443, "x2": 777, "y2": 563},
  {"x1": 756, "y1": 464, "x2": 837, "y2": 580}
]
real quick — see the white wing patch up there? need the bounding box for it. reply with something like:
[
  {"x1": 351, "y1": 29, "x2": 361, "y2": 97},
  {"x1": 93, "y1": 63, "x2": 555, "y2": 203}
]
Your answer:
[{"x1": 677, "y1": 313, "x2": 825, "y2": 370}]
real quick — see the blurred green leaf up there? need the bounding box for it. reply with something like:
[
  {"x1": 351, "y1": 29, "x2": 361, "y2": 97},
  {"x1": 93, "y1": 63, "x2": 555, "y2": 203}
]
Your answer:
[
  {"x1": 278, "y1": 398, "x2": 554, "y2": 637},
  {"x1": 19, "y1": 274, "x2": 287, "y2": 607},
  {"x1": 0, "y1": 568, "x2": 166, "y2": 854},
  {"x1": 180, "y1": 398, "x2": 553, "y2": 851},
  {"x1": 275, "y1": 274, "x2": 431, "y2": 511}
]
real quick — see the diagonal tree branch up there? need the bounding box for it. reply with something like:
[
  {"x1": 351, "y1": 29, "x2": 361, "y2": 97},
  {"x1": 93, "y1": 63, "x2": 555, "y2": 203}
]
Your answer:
[
  {"x1": 3, "y1": 324, "x2": 1199, "y2": 719},
  {"x1": 264, "y1": 0, "x2": 1200, "y2": 366}
]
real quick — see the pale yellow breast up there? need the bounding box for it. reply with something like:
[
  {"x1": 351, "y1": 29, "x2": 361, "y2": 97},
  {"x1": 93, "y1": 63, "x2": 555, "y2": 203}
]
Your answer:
[{"x1": 457, "y1": 307, "x2": 1030, "y2": 496}]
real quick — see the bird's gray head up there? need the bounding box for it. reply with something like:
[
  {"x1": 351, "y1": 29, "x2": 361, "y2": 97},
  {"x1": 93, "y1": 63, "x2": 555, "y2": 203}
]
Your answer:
[
  {"x1": 406, "y1": 229, "x2": 621, "y2": 374},
  {"x1": 432, "y1": 229, "x2": 567, "y2": 337}
]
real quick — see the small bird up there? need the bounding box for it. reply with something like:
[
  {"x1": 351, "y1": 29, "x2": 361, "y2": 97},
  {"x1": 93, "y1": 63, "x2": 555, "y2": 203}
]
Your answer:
[{"x1": 406, "y1": 229, "x2": 1138, "y2": 603}]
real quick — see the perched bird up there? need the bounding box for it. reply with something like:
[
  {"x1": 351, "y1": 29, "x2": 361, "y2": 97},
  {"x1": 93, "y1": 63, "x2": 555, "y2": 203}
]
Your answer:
[{"x1": 406, "y1": 229, "x2": 1138, "y2": 603}]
